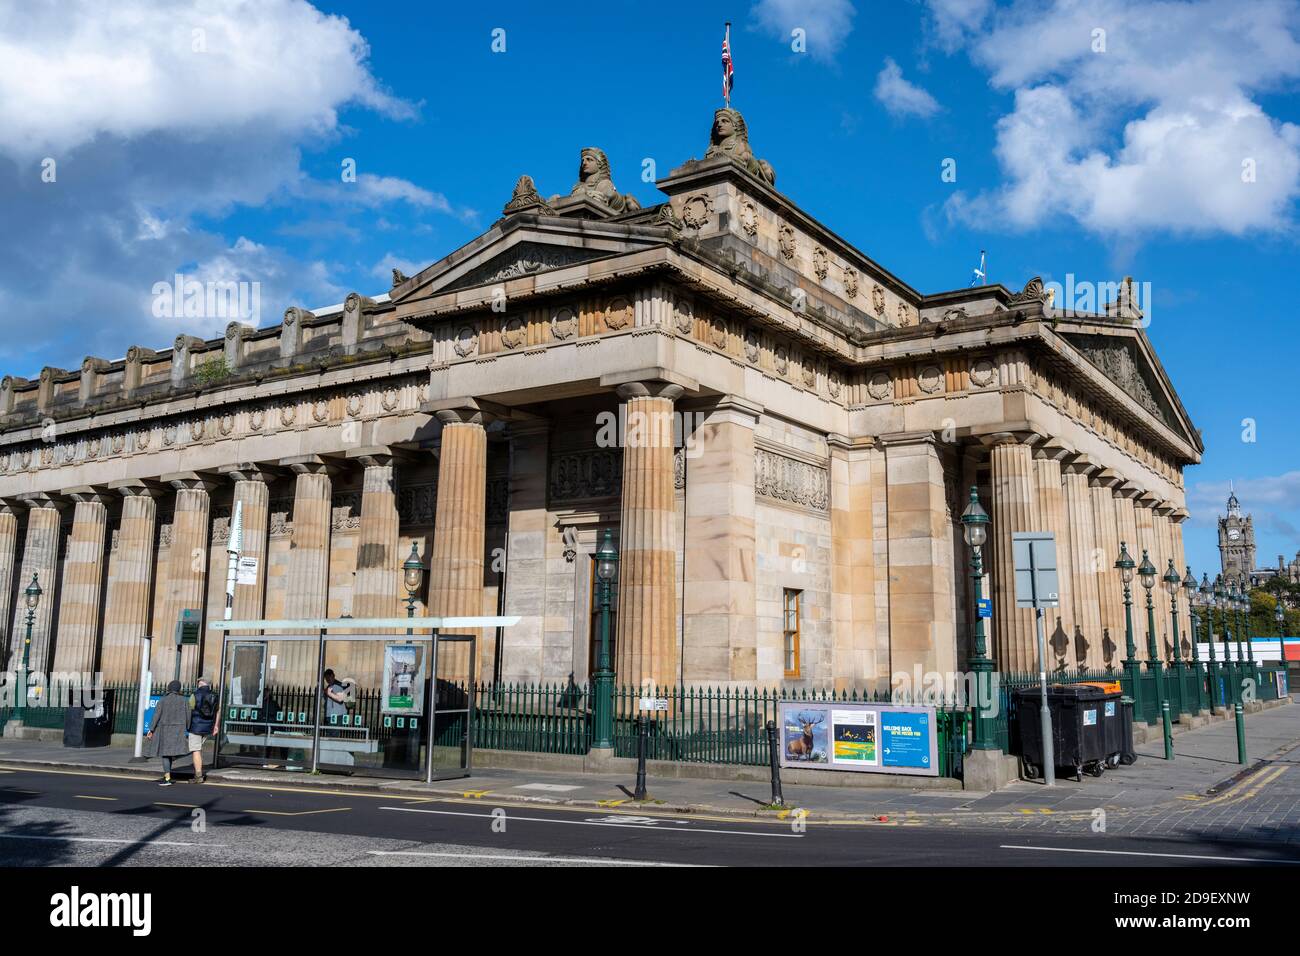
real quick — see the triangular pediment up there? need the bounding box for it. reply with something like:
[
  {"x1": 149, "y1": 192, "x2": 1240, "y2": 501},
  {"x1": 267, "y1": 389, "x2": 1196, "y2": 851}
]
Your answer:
[
  {"x1": 1061, "y1": 329, "x2": 1201, "y2": 453},
  {"x1": 389, "y1": 216, "x2": 674, "y2": 306}
]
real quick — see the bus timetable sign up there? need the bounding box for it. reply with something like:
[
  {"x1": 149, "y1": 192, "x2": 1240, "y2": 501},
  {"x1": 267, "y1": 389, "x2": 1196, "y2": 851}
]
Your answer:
[{"x1": 174, "y1": 608, "x2": 202, "y2": 646}]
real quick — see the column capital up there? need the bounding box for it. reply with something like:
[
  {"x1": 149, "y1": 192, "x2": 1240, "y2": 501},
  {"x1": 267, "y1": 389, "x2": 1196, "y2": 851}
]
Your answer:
[
  {"x1": 1063, "y1": 454, "x2": 1100, "y2": 477},
  {"x1": 1169, "y1": 507, "x2": 1190, "y2": 523},
  {"x1": 108, "y1": 477, "x2": 166, "y2": 499},
  {"x1": 614, "y1": 381, "x2": 685, "y2": 403},
  {"x1": 1113, "y1": 480, "x2": 1145, "y2": 499},
  {"x1": 62, "y1": 486, "x2": 114, "y2": 506},
  {"x1": 344, "y1": 445, "x2": 415, "y2": 469},
  {"x1": 220, "y1": 462, "x2": 281, "y2": 484},
  {"x1": 1032, "y1": 440, "x2": 1075, "y2": 462},
  {"x1": 977, "y1": 429, "x2": 1043, "y2": 449},
  {"x1": 877, "y1": 430, "x2": 937, "y2": 449},
  {"x1": 1091, "y1": 468, "x2": 1123, "y2": 489},
  {"x1": 159, "y1": 471, "x2": 220, "y2": 493},
  {"x1": 826, "y1": 433, "x2": 876, "y2": 453},
  {"x1": 17, "y1": 491, "x2": 68, "y2": 511},
  {"x1": 1134, "y1": 489, "x2": 1161, "y2": 508},
  {"x1": 424, "y1": 397, "x2": 507, "y2": 427},
  {"x1": 1153, "y1": 500, "x2": 1176, "y2": 517},
  {"x1": 601, "y1": 367, "x2": 697, "y2": 400},
  {"x1": 279, "y1": 455, "x2": 340, "y2": 478}
]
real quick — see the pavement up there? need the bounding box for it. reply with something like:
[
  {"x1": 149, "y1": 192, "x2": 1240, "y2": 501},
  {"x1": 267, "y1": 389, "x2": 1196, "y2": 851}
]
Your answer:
[{"x1": 2, "y1": 700, "x2": 1298, "y2": 838}]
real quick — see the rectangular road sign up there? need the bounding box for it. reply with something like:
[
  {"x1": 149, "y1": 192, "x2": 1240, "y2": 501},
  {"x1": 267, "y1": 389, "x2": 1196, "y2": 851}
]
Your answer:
[{"x1": 1013, "y1": 532, "x2": 1059, "y2": 608}]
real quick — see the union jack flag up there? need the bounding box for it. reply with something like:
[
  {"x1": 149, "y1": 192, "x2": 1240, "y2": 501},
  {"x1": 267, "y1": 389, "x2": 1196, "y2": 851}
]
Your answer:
[{"x1": 721, "y1": 22, "x2": 734, "y2": 106}]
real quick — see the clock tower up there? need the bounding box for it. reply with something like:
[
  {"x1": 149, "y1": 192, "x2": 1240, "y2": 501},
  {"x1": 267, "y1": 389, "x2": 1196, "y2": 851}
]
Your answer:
[{"x1": 1218, "y1": 487, "x2": 1256, "y2": 584}]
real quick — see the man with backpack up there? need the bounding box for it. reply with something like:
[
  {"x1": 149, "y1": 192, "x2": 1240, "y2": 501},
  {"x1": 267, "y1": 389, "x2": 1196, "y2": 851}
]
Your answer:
[{"x1": 187, "y1": 677, "x2": 219, "y2": 784}]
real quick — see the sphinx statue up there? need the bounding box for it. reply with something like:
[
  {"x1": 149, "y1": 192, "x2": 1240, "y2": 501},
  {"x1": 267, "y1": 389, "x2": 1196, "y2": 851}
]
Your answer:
[
  {"x1": 551, "y1": 147, "x2": 640, "y2": 214},
  {"x1": 704, "y1": 108, "x2": 776, "y2": 186}
]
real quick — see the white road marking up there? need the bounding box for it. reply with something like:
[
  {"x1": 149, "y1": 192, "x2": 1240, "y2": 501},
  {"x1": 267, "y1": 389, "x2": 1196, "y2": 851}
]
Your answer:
[
  {"x1": 0, "y1": 832, "x2": 225, "y2": 848},
  {"x1": 367, "y1": 850, "x2": 695, "y2": 866},
  {"x1": 514, "y1": 783, "x2": 583, "y2": 792},
  {"x1": 379, "y1": 805, "x2": 800, "y2": 838},
  {"x1": 1001, "y1": 844, "x2": 1300, "y2": 864}
]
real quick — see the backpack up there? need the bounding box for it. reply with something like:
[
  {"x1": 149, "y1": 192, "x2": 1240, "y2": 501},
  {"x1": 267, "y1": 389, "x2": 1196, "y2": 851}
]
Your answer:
[{"x1": 194, "y1": 689, "x2": 218, "y2": 721}]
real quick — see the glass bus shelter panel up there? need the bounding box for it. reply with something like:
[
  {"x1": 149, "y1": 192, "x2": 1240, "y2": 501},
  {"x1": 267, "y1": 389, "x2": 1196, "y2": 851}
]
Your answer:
[
  {"x1": 218, "y1": 636, "x2": 320, "y2": 771},
  {"x1": 317, "y1": 637, "x2": 431, "y2": 777},
  {"x1": 429, "y1": 634, "x2": 475, "y2": 780}
]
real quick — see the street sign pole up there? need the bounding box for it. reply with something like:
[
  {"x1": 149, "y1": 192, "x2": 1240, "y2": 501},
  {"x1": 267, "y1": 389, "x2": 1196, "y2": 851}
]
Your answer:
[
  {"x1": 131, "y1": 635, "x2": 153, "y2": 763},
  {"x1": 1015, "y1": 532, "x2": 1060, "y2": 787},
  {"x1": 1030, "y1": 545, "x2": 1055, "y2": 787},
  {"x1": 224, "y1": 500, "x2": 243, "y2": 622}
]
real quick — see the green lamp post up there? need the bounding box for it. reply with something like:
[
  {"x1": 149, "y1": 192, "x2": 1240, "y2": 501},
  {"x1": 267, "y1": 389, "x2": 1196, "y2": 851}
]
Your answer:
[
  {"x1": 1183, "y1": 566, "x2": 1204, "y2": 713},
  {"x1": 960, "y1": 487, "x2": 996, "y2": 751},
  {"x1": 402, "y1": 543, "x2": 424, "y2": 636},
  {"x1": 1163, "y1": 560, "x2": 1185, "y2": 716},
  {"x1": 18, "y1": 573, "x2": 41, "y2": 723},
  {"x1": 1214, "y1": 579, "x2": 1232, "y2": 702},
  {"x1": 591, "y1": 529, "x2": 618, "y2": 750},
  {"x1": 1241, "y1": 587, "x2": 1258, "y2": 681},
  {"x1": 1140, "y1": 550, "x2": 1173, "y2": 759},
  {"x1": 1115, "y1": 543, "x2": 1143, "y2": 722},
  {"x1": 1275, "y1": 601, "x2": 1286, "y2": 697},
  {"x1": 1199, "y1": 574, "x2": 1219, "y2": 715},
  {"x1": 1230, "y1": 582, "x2": 1248, "y2": 695}
]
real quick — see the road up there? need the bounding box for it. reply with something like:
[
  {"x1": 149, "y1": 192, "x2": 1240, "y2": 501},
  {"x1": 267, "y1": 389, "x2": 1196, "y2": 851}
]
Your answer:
[{"x1": 2, "y1": 764, "x2": 1299, "y2": 867}]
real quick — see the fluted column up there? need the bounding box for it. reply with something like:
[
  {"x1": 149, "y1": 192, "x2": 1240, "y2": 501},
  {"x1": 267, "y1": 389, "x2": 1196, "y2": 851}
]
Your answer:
[
  {"x1": 430, "y1": 409, "x2": 489, "y2": 682},
  {"x1": 1033, "y1": 446, "x2": 1075, "y2": 670},
  {"x1": 1090, "y1": 472, "x2": 1124, "y2": 669},
  {"x1": 1152, "y1": 506, "x2": 1174, "y2": 657},
  {"x1": 101, "y1": 482, "x2": 160, "y2": 683},
  {"x1": 987, "y1": 435, "x2": 1038, "y2": 672},
  {"x1": 223, "y1": 465, "x2": 274, "y2": 631},
  {"x1": 162, "y1": 474, "x2": 214, "y2": 681},
  {"x1": 349, "y1": 451, "x2": 403, "y2": 685},
  {"x1": 53, "y1": 490, "x2": 110, "y2": 675},
  {"x1": 500, "y1": 424, "x2": 549, "y2": 684},
  {"x1": 1063, "y1": 461, "x2": 1104, "y2": 669},
  {"x1": 615, "y1": 381, "x2": 683, "y2": 690},
  {"x1": 12, "y1": 496, "x2": 64, "y2": 675},
  {"x1": 1172, "y1": 510, "x2": 1190, "y2": 652},
  {"x1": 278, "y1": 458, "x2": 335, "y2": 681},
  {"x1": 0, "y1": 504, "x2": 20, "y2": 670}
]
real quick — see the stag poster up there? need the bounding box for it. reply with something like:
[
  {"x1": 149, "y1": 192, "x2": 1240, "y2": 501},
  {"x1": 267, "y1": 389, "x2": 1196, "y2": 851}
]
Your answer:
[
  {"x1": 381, "y1": 643, "x2": 426, "y2": 715},
  {"x1": 831, "y1": 710, "x2": 878, "y2": 765},
  {"x1": 781, "y1": 706, "x2": 829, "y2": 764}
]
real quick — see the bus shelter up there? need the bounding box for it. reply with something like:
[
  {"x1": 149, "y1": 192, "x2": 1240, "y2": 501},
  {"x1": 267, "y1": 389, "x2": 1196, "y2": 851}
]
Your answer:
[{"x1": 206, "y1": 616, "x2": 518, "y2": 782}]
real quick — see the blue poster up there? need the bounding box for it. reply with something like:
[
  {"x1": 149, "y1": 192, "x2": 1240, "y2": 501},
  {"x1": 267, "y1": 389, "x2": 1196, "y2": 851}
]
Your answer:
[
  {"x1": 880, "y1": 710, "x2": 931, "y2": 769},
  {"x1": 143, "y1": 694, "x2": 163, "y2": 733}
]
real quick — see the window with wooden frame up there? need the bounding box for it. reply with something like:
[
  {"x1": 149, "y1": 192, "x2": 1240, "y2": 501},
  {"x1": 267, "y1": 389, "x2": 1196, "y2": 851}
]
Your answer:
[{"x1": 782, "y1": 588, "x2": 802, "y2": 678}]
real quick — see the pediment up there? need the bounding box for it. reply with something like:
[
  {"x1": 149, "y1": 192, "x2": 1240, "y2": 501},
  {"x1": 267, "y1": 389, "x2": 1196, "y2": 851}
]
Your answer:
[
  {"x1": 389, "y1": 218, "x2": 672, "y2": 306},
  {"x1": 1061, "y1": 331, "x2": 1198, "y2": 450}
]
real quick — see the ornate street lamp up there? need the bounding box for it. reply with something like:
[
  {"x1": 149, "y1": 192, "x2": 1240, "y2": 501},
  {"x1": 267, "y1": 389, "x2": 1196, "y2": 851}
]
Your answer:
[
  {"x1": 1275, "y1": 601, "x2": 1287, "y2": 694},
  {"x1": 960, "y1": 487, "x2": 996, "y2": 751},
  {"x1": 1139, "y1": 550, "x2": 1173, "y2": 759},
  {"x1": 1115, "y1": 543, "x2": 1143, "y2": 721},
  {"x1": 1199, "y1": 573, "x2": 1219, "y2": 715},
  {"x1": 19, "y1": 573, "x2": 41, "y2": 722},
  {"x1": 1241, "y1": 588, "x2": 1258, "y2": 677},
  {"x1": 591, "y1": 529, "x2": 618, "y2": 750},
  {"x1": 1162, "y1": 560, "x2": 1186, "y2": 718},
  {"x1": 402, "y1": 543, "x2": 424, "y2": 634}
]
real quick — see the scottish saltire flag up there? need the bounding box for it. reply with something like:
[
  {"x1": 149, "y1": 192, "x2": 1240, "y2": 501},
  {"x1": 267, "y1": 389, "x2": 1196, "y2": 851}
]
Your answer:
[
  {"x1": 722, "y1": 22, "x2": 734, "y2": 106},
  {"x1": 970, "y1": 249, "x2": 986, "y2": 287}
]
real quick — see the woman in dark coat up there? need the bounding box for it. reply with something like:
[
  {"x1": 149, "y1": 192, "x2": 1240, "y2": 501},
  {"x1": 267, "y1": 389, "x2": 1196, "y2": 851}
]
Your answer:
[{"x1": 146, "y1": 680, "x2": 191, "y2": 786}]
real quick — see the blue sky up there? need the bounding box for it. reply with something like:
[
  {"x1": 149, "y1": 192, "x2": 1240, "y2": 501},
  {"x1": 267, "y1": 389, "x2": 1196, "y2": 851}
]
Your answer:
[{"x1": 1, "y1": 0, "x2": 1298, "y2": 576}]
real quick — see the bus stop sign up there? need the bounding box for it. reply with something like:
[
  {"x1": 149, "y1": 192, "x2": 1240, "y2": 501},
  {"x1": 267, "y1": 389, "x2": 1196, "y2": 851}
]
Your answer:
[{"x1": 1013, "y1": 532, "x2": 1059, "y2": 609}]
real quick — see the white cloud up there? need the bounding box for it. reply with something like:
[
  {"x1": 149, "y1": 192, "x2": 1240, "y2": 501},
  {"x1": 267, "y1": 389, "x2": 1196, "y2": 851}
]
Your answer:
[
  {"x1": 874, "y1": 58, "x2": 942, "y2": 118},
  {"x1": 752, "y1": 0, "x2": 856, "y2": 64},
  {"x1": 934, "y1": 0, "x2": 1300, "y2": 237},
  {"x1": 924, "y1": 0, "x2": 993, "y2": 51},
  {"x1": 0, "y1": 0, "x2": 446, "y2": 375}
]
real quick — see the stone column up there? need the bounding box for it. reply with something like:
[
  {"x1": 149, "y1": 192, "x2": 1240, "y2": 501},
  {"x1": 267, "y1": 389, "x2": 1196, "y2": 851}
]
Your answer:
[
  {"x1": 161, "y1": 474, "x2": 214, "y2": 681},
  {"x1": 829, "y1": 435, "x2": 877, "y2": 690},
  {"x1": 222, "y1": 465, "x2": 275, "y2": 629},
  {"x1": 1062, "y1": 460, "x2": 1103, "y2": 669},
  {"x1": 500, "y1": 424, "x2": 549, "y2": 684},
  {"x1": 429, "y1": 408, "x2": 489, "y2": 683},
  {"x1": 614, "y1": 381, "x2": 682, "y2": 690},
  {"x1": 1152, "y1": 505, "x2": 1174, "y2": 657},
  {"x1": 1033, "y1": 445, "x2": 1075, "y2": 670},
  {"x1": 101, "y1": 482, "x2": 160, "y2": 684},
  {"x1": 682, "y1": 398, "x2": 759, "y2": 684},
  {"x1": 280, "y1": 458, "x2": 335, "y2": 681},
  {"x1": 0, "y1": 503, "x2": 21, "y2": 670},
  {"x1": 52, "y1": 489, "x2": 110, "y2": 675},
  {"x1": 987, "y1": 435, "x2": 1038, "y2": 672},
  {"x1": 12, "y1": 496, "x2": 64, "y2": 676},
  {"x1": 1172, "y1": 509, "x2": 1191, "y2": 652},
  {"x1": 349, "y1": 450, "x2": 403, "y2": 686},
  {"x1": 1090, "y1": 473, "x2": 1124, "y2": 669},
  {"x1": 881, "y1": 432, "x2": 957, "y2": 680}
]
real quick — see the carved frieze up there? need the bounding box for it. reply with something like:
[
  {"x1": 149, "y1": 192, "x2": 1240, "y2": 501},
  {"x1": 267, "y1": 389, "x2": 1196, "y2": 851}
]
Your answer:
[
  {"x1": 744, "y1": 328, "x2": 760, "y2": 364},
  {"x1": 970, "y1": 358, "x2": 998, "y2": 388},
  {"x1": 681, "y1": 193, "x2": 712, "y2": 230},
  {"x1": 454, "y1": 326, "x2": 479, "y2": 358},
  {"x1": 445, "y1": 241, "x2": 603, "y2": 290},
  {"x1": 755, "y1": 448, "x2": 829, "y2": 514},
  {"x1": 501, "y1": 316, "x2": 526, "y2": 350},
  {"x1": 778, "y1": 223, "x2": 795, "y2": 260},
  {"x1": 673, "y1": 296, "x2": 695, "y2": 335},
  {"x1": 551, "y1": 307, "x2": 577, "y2": 340},
  {"x1": 740, "y1": 200, "x2": 758, "y2": 237},
  {"x1": 917, "y1": 364, "x2": 944, "y2": 395},
  {"x1": 867, "y1": 371, "x2": 893, "y2": 401},
  {"x1": 812, "y1": 246, "x2": 828, "y2": 281},
  {"x1": 549, "y1": 448, "x2": 622, "y2": 502},
  {"x1": 843, "y1": 266, "x2": 858, "y2": 298},
  {"x1": 605, "y1": 296, "x2": 632, "y2": 331}
]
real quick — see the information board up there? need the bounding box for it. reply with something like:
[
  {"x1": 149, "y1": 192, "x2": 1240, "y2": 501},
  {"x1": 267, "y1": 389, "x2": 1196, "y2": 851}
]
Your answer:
[{"x1": 777, "y1": 700, "x2": 939, "y2": 777}]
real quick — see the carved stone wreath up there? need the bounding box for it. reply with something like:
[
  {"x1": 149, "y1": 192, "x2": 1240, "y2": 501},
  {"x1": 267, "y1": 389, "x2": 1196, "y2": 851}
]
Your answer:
[
  {"x1": 801, "y1": 361, "x2": 816, "y2": 388},
  {"x1": 970, "y1": 358, "x2": 998, "y2": 388},
  {"x1": 551, "y1": 307, "x2": 577, "y2": 340},
  {"x1": 219, "y1": 413, "x2": 234, "y2": 435},
  {"x1": 778, "y1": 224, "x2": 796, "y2": 260},
  {"x1": 111, "y1": 433, "x2": 125, "y2": 454},
  {"x1": 744, "y1": 328, "x2": 760, "y2": 363},
  {"x1": 382, "y1": 387, "x2": 400, "y2": 411},
  {"x1": 867, "y1": 371, "x2": 893, "y2": 401},
  {"x1": 250, "y1": 408, "x2": 265, "y2": 431},
  {"x1": 681, "y1": 193, "x2": 712, "y2": 230},
  {"x1": 501, "y1": 316, "x2": 525, "y2": 349},
  {"x1": 605, "y1": 296, "x2": 632, "y2": 331},
  {"x1": 136, "y1": 429, "x2": 151, "y2": 450},
  {"x1": 843, "y1": 266, "x2": 858, "y2": 298},
  {"x1": 812, "y1": 246, "x2": 828, "y2": 281},
  {"x1": 828, "y1": 373, "x2": 841, "y2": 399},
  {"x1": 709, "y1": 315, "x2": 727, "y2": 349},
  {"x1": 897, "y1": 302, "x2": 911, "y2": 326},
  {"x1": 281, "y1": 405, "x2": 296, "y2": 427},
  {"x1": 453, "y1": 326, "x2": 478, "y2": 357},
  {"x1": 918, "y1": 365, "x2": 944, "y2": 395},
  {"x1": 346, "y1": 392, "x2": 363, "y2": 418},
  {"x1": 871, "y1": 285, "x2": 885, "y2": 316},
  {"x1": 740, "y1": 200, "x2": 758, "y2": 237},
  {"x1": 88, "y1": 436, "x2": 102, "y2": 457},
  {"x1": 774, "y1": 345, "x2": 789, "y2": 375},
  {"x1": 312, "y1": 398, "x2": 329, "y2": 422},
  {"x1": 673, "y1": 297, "x2": 695, "y2": 335}
]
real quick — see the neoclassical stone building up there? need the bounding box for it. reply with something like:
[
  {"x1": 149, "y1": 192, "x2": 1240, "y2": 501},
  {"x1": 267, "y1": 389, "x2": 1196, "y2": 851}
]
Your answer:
[{"x1": 0, "y1": 110, "x2": 1203, "y2": 693}]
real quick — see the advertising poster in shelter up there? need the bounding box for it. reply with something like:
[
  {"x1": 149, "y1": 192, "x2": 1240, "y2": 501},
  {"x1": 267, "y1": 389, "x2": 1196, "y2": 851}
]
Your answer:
[
  {"x1": 228, "y1": 641, "x2": 267, "y2": 709},
  {"x1": 381, "y1": 643, "x2": 426, "y2": 715},
  {"x1": 831, "y1": 709, "x2": 878, "y2": 766},
  {"x1": 781, "y1": 706, "x2": 830, "y2": 764}
]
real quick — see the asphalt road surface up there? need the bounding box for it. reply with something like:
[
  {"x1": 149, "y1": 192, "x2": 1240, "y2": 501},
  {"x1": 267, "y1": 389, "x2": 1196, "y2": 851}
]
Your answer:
[{"x1": 3, "y1": 764, "x2": 1300, "y2": 867}]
